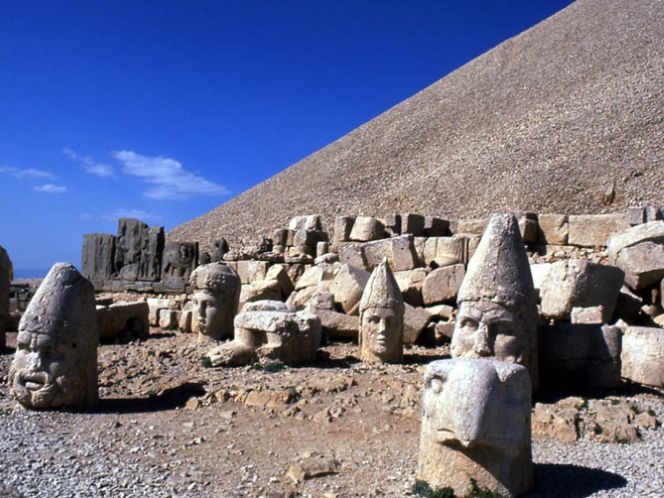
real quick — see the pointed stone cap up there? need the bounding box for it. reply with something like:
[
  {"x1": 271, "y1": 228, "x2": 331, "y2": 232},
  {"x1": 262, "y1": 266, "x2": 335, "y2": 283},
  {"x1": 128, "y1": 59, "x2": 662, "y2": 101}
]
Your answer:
[
  {"x1": 360, "y1": 258, "x2": 404, "y2": 312},
  {"x1": 19, "y1": 262, "x2": 97, "y2": 337},
  {"x1": 457, "y1": 214, "x2": 536, "y2": 315}
]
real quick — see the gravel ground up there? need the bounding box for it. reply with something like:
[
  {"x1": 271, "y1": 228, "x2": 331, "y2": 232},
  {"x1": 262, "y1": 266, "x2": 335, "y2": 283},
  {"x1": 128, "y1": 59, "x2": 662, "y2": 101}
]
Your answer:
[{"x1": 0, "y1": 332, "x2": 662, "y2": 498}]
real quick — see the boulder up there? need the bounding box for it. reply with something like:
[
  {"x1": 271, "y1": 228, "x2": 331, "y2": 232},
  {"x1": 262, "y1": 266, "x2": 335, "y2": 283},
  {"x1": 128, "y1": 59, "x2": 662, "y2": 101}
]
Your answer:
[
  {"x1": 96, "y1": 300, "x2": 149, "y2": 342},
  {"x1": 421, "y1": 264, "x2": 465, "y2": 306},
  {"x1": 328, "y1": 264, "x2": 370, "y2": 316},
  {"x1": 537, "y1": 214, "x2": 569, "y2": 245},
  {"x1": 394, "y1": 268, "x2": 427, "y2": 307},
  {"x1": 349, "y1": 216, "x2": 384, "y2": 242},
  {"x1": 403, "y1": 303, "x2": 430, "y2": 344},
  {"x1": 614, "y1": 242, "x2": 664, "y2": 290},
  {"x1": 606, "y1": 220, "x2": 664, "y2": 262},
  {"x1": 621, "y1": 326, "x2": 664, "y2": 387}
]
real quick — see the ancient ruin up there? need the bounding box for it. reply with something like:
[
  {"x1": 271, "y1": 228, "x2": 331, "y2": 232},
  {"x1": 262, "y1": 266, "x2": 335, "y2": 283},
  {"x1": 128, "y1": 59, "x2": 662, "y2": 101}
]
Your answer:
[
  {"x1": 358, "y1": 259, "x2": 404, "y2": 363},
  {"x1": 189, "y1": 262, "x2": 241, "y2": 342},
  {"x1": 418, "y1": 358, "x2": 533, "y2": 497},
  {"x1": 204, "y1": 300, "x2": 321, "y2": 367},
  {"x1": 451, "y1": 213, "x2": 539, "y2": 391},
  {"x1": 9, "y1": 263, "x2": 98, "y2": 409}
]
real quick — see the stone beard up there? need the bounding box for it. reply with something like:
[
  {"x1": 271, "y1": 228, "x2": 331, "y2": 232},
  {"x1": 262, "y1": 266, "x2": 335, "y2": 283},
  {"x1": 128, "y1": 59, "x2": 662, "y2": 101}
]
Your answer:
[
  {"x1": 359, "y1": 304, "x2": 403, "y2": 363},
  {"x1": 451, "y1": 299, "x2": 533, "y2": 367},
  {"x1": 9, "y1": 320, "x2": 94, "y2": 409},
  {"x1": 418, "y1": 358, "x2": 533, "y2": 497}
]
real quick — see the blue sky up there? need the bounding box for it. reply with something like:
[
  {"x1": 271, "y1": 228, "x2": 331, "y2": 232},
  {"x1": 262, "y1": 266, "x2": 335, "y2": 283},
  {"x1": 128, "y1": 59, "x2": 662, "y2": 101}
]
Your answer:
[{"x1": 0, "y1": 0, "x2": 574, "y2": 274}]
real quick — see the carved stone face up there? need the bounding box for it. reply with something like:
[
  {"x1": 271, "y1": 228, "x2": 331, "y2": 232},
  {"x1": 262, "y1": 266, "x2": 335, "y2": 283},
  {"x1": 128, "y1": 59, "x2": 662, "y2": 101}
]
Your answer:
[
  {"x1": 361, "y1": 305, "x2": 401, "y2": 359},
  {"x1": 451, "y1": 300, "x2": 527, "y2": 365},
  {"x1": 10, "y1": 327, "x2": 86, "y2": 409},
  {"x1": 192, "y1": 289, "x2": 228, "y2": 337}
]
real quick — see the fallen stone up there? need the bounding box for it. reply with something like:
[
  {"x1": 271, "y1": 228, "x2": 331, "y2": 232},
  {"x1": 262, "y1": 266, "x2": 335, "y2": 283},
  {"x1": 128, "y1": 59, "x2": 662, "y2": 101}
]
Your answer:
[
  {"x1": 421, "y1": 264, "x2": 465, "y2": 306},
  {"x1": 621, "y1": 326, "x2": 664, "y2": 387},
  {"x1": 537, "y1": 214, "x2": 569, "y2": 245},
  {"x1": 568, "y1": 214, "x2": 630, "y2": 247}
]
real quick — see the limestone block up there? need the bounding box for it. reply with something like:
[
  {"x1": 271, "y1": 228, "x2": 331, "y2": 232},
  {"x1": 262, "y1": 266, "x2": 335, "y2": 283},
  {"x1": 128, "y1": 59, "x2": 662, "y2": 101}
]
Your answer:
[
  {"x1": 539, "y1": 260, "x2": 624, "y2": 322},
  {"x1": 646, "y1": 206, "x2": 662, "y2": 222},
  {"x1": 236, "y1": 260, "x2": 269, "y2": 285},
  {"x1": 329, "y1": 264, "x2": 370, "y2": 316},
  {"x1": 423, "y1": 217, "x2": 450, "y2": 237},
  {"x1": 606, "y1": 220, "x2": 664, "y2": 263},
  {"x1": 338, "y1": 242, "x2": 367, "y2": 271},
  {"x1": 421, "y1": 236, "x2": 467, "y2": 268},
  {"x1": 292, "y1": 229, "x2": 317, "y2": 249},
  {"x1": 179, "y1": 308, "x2": 192, "y2": 333},
  {"x1": 81, "y1": 233, "x2": 116, "y2": 289},
  {"x1": 421, "y1": 264, "x2": 465, "y2": 305},
  {"x1": 402, "y1": 213, "x2": 425, "y2": 236},
  {"x1": 614, "y1": 242, "x2": 664, "y2": 290},
  {"x1": 293, "y1": 263, "x2": 340, "y2": 290},
  {"x1": 394, "y1": 268, "x2": 427, "y2": 307},
  {"x1": 288, "y1": 215, "x2": 322, "y2": 232},
  {"x1": 418, "y1": 358, "x2": 532, "y2": 497},
  {"x1": 425, "y1": 304, "x2": 455, "y2": 320},
  {"x1": 333, "y1": 216, "x2": 355, "y2": 243},
  {"x1": 537, "y1": 214, "x2": 569, "y2": 245},
  {"x1": 567, "y1": 214, "x2": 629, "y2": 247},
  {"x1": 96, "y1": 300, "x2": 149, "y2": 342},
  {"x1": 381, "y1": 213, "x2": 401, "y2": 237},
  {"x1": 615, "y1": 285, "x2": 643, "y2": 321},
  {"x1": 450, "y1": 217, "x2": 487, "y2": 235},
  {"x1": 529, "y1": 263, "x2": 551, "y2": 294},
  {"x1": 625, "y1": 207, "x2": 645, "y2": 226},
  {"x1": 404, "y1": 303, "x2": 430, "y2": 344},
  {"x1": 273, "y1": 228, "x2": 288, "y2": 246},
  {"x1": 517, "y1": 212, "x2": 539, "y2": 244},
  {"x1": 621, "y1": 326, "x2": 664, "y2": 387},
  {"x1": 316, "y1": 241, "x2": 329, "y2": 258},
  {"x1": 315, "y1": 309, "x2": 359, "y2": 340},
  {"x1": 570, "y1": 306, "x2": 605, "y2": 324},
  {"x1": 363, "y1": 235, "x2": 418, "y2": 272},
  {"x1": 158, "y1": 309, "x2": 180, "y2": 330},
  {"x1": 350, "y1": 216, "x2": 384, "y2": 242},
  {"x1": 239, "y1": 281, "x2": 282, "y2": 309},
  {"x1": 265, "y1": 264, "x2": 294, "y2": 297},
  {"x1": 147, "y1": 298, "x2": 172, "y2": 326},
  {"x1": 538, "y1": 323, "x2": 622, "y2": 390}
]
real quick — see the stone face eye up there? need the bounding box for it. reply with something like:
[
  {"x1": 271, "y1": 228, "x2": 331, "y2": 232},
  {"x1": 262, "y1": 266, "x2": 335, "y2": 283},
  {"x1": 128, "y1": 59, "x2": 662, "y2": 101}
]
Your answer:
[
  {"x1": 459, "y1": 317, "x2": 478, "y2": 331},
  {"x1": 430, "y1": 376, "x2": 445, "y2": 394}
]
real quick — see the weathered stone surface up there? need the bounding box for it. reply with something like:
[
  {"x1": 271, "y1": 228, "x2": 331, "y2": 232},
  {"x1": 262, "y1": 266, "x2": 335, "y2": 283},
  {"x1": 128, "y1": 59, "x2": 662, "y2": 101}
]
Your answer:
[
  {"x1": 570, "y1": 306, "x2": 605, "y2": 324},
  {"x1": 178, "y1": 307, "x2": 192, "y2": 333},
  {"x1": 403, "y1": 303, "x2": 430, "y2": 344},
  {"x1": 158, "y1": 309, "x2": 180, "y2": 330},
  {"x1": 517, "y1": 212, "x2": 539, "y2": 244},
  {"x1": 81, "y1": 233, "x2": 116, "y2": 289},
  {"x1": 606, "y1": 220, "x2": 664, "y2": 262},
  {"x1": 380, "y1": 213, "x2": 402, "y2": 237},
  {"x1": 288, "y1": 215, "x2": 322, "y2": 232},
  {"x1": 421, "y1": 264, "x2": 465, "y2": 306},
  {"x1": 114, "y1": 218, "x2": 149, "y2": 280},
  {"x1": 9, "y1": 263, "x2": 99, "y2": 409},
  {"x1": 96, "y1": 300, "x2": 149, "y2": 342},
  {"x1": 205, "y1": 300, "x2": 321, "y2": 367},
  {"x1": 315, "y1": 309, "x2": 359, "y2": 340},
  {"x1": 0, "y1": 245, "x2": 11, "y2": 347},
  {"x1": 394, "y1": 268, "x2": 427, "y2": 307},
  {"x1": 532, "y1": 397, "x2": 582, "y2": 442},
  {"x1": 362, "y1": 235, "x2": 418, "y2": 272},
  {"x1": 539, "y1": 260, "x2": 624, "y2": 322},
  {"x1": 350, "y1": 216, "x2": 384, "y2": 242},
  {"x1": 333, "y1": 216, "x2": 355, "y2": 243},
  {"x1": 328, "y1": 264, "x2": 370, "y2": 316},
  {"x1": 264, "y1": 264, "x2": 294, "y2": 297},
  {"x1": 236, "y1": 260, "x2": 269, "y2": 285},
  {"x1": 538, "y1": 323, "x2": 622, "y2": 390},
  {"x1": 147, "y1": 298, "x2": 171, "y2": 326},
  {"x1": 420, "y1": 236, "x2": 467, "y2": 268},
  {"x1": 452, "y1": 214, "x2": 539, "y2": 391},
  {"x1": 621, "y1": 326, "x2": 664, "y2": 387},
  {"x1": 614, "y1": 241, "x2": 664, "y2": 290},
  {"x1": 359, "y1": 260, "x2": 404, "y2": 363},
  {"x1": 450, "y1": 217, "x2": 487, "y2": 235},
  {"x1": 568, "y1": 214, "x2": 630, "y2": 247},
  {"x1": 401, "y1": 213, "x2": 425, "y2": 236},
  {"x1": 537, "y1": 213, "x2": 569, "y2": 245},
  {"x1": 239, "y1": 280, "x2": 283, "y2": 309},
  {"x1": 190, "y1": 262, "x2": 241, "y2": 342},
  {"x1": 625, "y1": 207, "x2": 645, "y2": 226},
  {"x1": 418, "y1": 358, "x2": 532, "y2": 498},
  {"x1": 162, "y1": 241, "x2": 198, "y2": 289},
  {"x1": 337, "y1": 242, "x2": 366, "y2": 271}
]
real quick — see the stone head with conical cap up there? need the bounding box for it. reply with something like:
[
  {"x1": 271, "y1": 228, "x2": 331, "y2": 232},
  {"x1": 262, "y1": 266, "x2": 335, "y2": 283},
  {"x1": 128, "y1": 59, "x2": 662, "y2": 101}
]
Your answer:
[
  {"x1": 9, "y1": 262, "x2": 99, "y2": 409},
  {"x1": 451, "y1": 214, "x2": 538, "y2": 389},
  {"x1": 359, "y1": 258, "x2": 404, "y2": 363}
]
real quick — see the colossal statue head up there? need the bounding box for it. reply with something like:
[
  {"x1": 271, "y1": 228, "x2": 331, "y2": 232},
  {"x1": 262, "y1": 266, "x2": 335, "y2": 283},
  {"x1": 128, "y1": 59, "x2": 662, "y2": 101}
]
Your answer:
[
  {"x1": 418, "y1": 358, "x2": 533, "y2": 497},
  {"x1": 451, "y1": 213, "x2": 538, "y2": 389},
  {"x1": 358, "y1": 259, "x2": 404, "y2": 363},
  {"x1": 189, "y1": 262, "x2": 241, "y2": 342},
  {"x1": 9, "y1": 263, "x2": 98, "y2": 409}
]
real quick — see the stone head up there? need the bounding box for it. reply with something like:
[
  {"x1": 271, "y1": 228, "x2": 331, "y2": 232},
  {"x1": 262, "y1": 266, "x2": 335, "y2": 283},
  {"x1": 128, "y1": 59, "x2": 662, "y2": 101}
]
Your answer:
[
  {"x1": 359, "y1": 259, "x2": 404, "y2": 363},
  {"x1": 9, "y1": 263, "x2": 98, "y2": 409},
  {"x1": 190, "y1": 262, "x2": 241, "y2": 341},
  {"x1": 451, "y1": 213, "x2": 538, "y2": 388}
]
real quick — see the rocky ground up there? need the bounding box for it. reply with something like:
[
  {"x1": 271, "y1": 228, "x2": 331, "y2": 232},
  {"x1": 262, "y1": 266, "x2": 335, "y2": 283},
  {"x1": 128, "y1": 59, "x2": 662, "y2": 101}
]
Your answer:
[{"x1": 0, "y1": 330, "x2": 662, "y2": 498}]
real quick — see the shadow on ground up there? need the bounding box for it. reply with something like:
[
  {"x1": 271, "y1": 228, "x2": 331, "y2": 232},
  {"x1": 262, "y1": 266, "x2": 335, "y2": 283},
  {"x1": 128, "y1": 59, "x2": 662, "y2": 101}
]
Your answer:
[
  {"x1": 87, "y1": 381, "x2": 207, "y2": 414},
  {"x1": 524, "y1": 463, "x2": 627, "y2": 497}
]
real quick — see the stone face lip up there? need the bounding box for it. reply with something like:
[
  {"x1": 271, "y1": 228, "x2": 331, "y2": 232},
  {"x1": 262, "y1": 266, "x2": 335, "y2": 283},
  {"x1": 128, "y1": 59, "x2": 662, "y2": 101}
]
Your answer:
[
  {"x1": 358, "y1": 259, "x2": 404, "y2": 364},
  {"x1": 418, "y1": 358, "x2": 532, "y2": 498},
  {"x1": 9, "y1": 262, "x2": 99, "y2": 410}
]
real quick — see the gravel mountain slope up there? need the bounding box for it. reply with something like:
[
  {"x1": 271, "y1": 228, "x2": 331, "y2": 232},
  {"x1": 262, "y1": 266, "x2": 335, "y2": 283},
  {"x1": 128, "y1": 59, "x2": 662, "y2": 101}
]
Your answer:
[{"x1": 171, "y1": 0, "x2": 664, "y2": 248}]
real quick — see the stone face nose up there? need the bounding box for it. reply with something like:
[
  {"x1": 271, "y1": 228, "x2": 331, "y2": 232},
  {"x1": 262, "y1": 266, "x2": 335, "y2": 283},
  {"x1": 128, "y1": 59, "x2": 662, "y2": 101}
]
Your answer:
[
  {"x1": 473, "y1": 322, "x2": 493, "y2": 357},
  {"x1": 27, "y1": 351, "x2": 44, "y2": 371}
]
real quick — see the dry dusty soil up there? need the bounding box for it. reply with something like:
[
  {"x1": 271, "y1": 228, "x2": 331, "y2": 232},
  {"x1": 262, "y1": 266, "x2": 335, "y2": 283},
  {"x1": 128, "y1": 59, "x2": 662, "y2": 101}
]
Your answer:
[{"x1": 0, "y1": 330, "x2": 662, "y2": 498}]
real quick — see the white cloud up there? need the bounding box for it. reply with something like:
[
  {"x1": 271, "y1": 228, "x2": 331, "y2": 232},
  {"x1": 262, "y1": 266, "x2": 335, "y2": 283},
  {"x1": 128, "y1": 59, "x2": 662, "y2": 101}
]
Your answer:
[
  {"x1": 0, "y1": 166, "x2": 56, "y2": 180},
  {"x1": 33, "y1": 184, "x2": 67, "y2": 194},
  {"x1": 104, "y1": 209, "x2": 161, "y2": 222},
  {"x1": 63, "y1": 148, "x2": 114, "y2": 177},
  {"x1": 112, "y1": 150, "x2": 229, "y2": 200}
]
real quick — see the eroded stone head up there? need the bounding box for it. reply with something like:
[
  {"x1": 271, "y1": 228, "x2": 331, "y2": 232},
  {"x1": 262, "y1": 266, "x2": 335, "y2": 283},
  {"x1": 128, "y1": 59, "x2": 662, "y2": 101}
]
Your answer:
[
  {"x1": 9, "y1": 263, "x2": 98, "y2": 409},
  {"x1": 451, "y1": 213, "x2": 538, "y2": 389},
  {"x1": 418, "y1": 358, "x2": 532, "y2": 497},
  {"x1": 190, "y1": 262, "x2": 241, "y2": 342},
  {"x1": 359, "y1": 259, "x2": 404, "y2": 363}
]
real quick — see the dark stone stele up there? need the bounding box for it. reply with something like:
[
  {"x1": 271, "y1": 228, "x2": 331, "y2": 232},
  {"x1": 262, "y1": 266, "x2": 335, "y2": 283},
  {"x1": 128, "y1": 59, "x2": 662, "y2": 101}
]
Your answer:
[{"x1": 81, "y1": 218, "x2": 194, "y2": 293}]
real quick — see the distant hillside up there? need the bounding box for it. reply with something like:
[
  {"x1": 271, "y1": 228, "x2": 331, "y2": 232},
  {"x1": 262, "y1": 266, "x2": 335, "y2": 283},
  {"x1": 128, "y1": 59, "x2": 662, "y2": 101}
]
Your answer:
[{"x1": 171, "y1": 0, "x2": 664, "y2": 251}]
